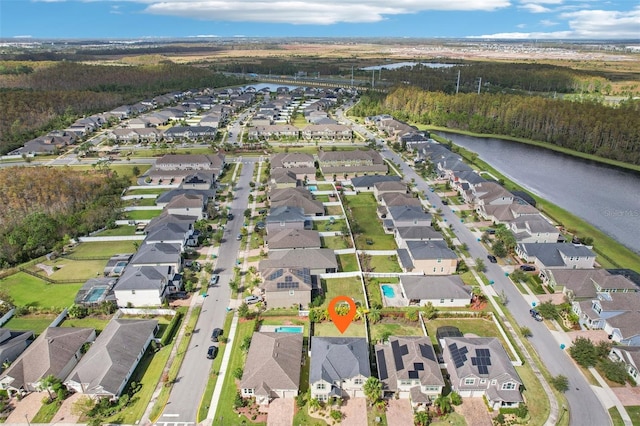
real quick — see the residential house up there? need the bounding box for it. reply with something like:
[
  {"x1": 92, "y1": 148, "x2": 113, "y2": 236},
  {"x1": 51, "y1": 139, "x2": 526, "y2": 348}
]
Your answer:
[
  {"x1": 266, "y1": 229, "x2": 322, "y2": 251},
  {"x1": 310, "y1": 337, "x2": 371, "y2": 401},
  {"x1": 442, "y1": 337, "x2": 523, "y2": 409},
  {"x1": 0, "y1": 327, "x2": 95, "y2": 394},
  {"x1": 509, "y1": 215, "x2": 560, "y2": 244},
  {"x1": 318, "y1": 149, "x2": 387, "y2": 180},
  {"x1": 240, "y1": 332, "x2": 304, "y2": 404},
  {"x1": 270, "y1": 191, "x2": 324, "y2": 216},
  {"x1": 0, "y1": 329, "x2": 34, "y2": 367},
  {"x1": 129, "y1": 242, "x2": 182, "y2": 272},
  {"x1": 604, "y1": 312, "x2": 640, "y2": 346},
  {"x1": 181, "y1": 173, "x2": 214, "y2": 190},
  {"x1": 114, "y1": 265, "x2": 178, "y2": 307},
  {"x1": 383, "y1": 206, "x2": 432, "y2": 233},
  {"x1": 162, "y1": 126, "x2": 217, "y2": 142},
  {"x1": 394, "y1": 226, "x2": 443, "y2": 249},
  {"x1": 573, "y1": 292, "x2": 640, "y2": 331},
  {"x1": 247, "y1": 125, "x2": 299, "y2": 140},
  {"x1": 259, "y1": 249, "x2": 338, "y2": 275},
  {"x1": 64, "y1": 319, "x2": 158, "y2": 399},
  {"x1": 301, "y1": 124, "x2": 352, "y2": 140},
  {"x1": 270, "y1": 153, "x2": 316, "y2": 180},
  {"x1": 164, "y1": 193, "x2": 206, "y2": 220},
  {"x1": 373, "y1": 181, "x2": 408, "y2": 202},
  {"x1": 261, "y1": 268, "x2": 313, "y2": 309},
  {"x1": 155, "y1": 188, "x2": 216, "y2": 208},
  {"x1": 269, "y1": 169, "x2": 299, "y2": 188},
  {"x1": 153, "y1": 153, "x2": 225, "y2": 176},
  {"x1": 144, "y1": 213, "x2": 195, "y2": 248},
  {"x1": 480, "y1": 202, "x2": 540, "y2": 224},
  {"x1": 379, "y1": 192, "x2": 421, "y2": 208},
  {"x1": 471, "y1": 182, "x2": 515, "y2": 215},
  {"x1": 265, "y1": 206, "x2": 309, "y2": 234},
  {"x1": 399, "y1": 275, "x2": 471, "y2": 307},
  {"x1": 541, "y1": 269, "x2": 637, "y2": 301},
  {"x1": 351, "y1": 175, "x2": 401, "y2": 192},
  {"x1": 375, "y1": 336, "x2": 444, "y2": 406},
  {"x1": 609, "y1": 346, "x2": 640, "y2": 384},
  {"x1": 516, "y1": 243, "x2": 596, "y2": 270},
  {"x1": 398, "y1": 240, "x2": 458, "y2": 275}
]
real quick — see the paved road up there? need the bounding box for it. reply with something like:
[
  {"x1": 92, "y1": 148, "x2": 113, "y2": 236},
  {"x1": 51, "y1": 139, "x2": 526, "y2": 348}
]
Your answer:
[
  {"x1": 379, "y1": 148, "x2": 610, "y2": 426},
  {"x1": 158, "y1": 158, "x2": 256, "y2": 424}
]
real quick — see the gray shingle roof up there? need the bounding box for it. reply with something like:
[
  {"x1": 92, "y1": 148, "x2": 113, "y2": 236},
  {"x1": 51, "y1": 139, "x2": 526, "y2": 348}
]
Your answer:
[
  {"x1": 266, "y1": 229, "x2": 321, "y2": 250},
  {"x1": 130, "y1": 243, "x2": 182, "y2": 266},
  {"x1": 115, "y1": 265, "x2": 173, "y2": 291},
  {"x1": 239, "y1": 332, "x2": 303, "y2": 394},
  {"x1": 65, "y1": 319, "x2": 157, "y2": 397},
  {"x1": 400, "y1": 275, "x2": 471, "y2": 301},
  {"x1": 310, "y1": 337, "x2": 370, "y2": 384},
  {"x1": 406, "y1": 240, "x2": 457, "y2": 260},
  {"x1": 396, "y1": 226, "x2": 443, "y2": 241},
  {"x1": 380, "y1": 193, "x2": 422, "y2": 207},
  {"x1": 259, "y1": 249, "x2": 337, "y2": 270},
  {"x1": 387, "y1": 206, "x2": 432, "y2": 223},
  {"x1": 351, "y1": 175, "x2": 401, "y2": 189},
  {"x1": 606, "y1": 311, "x2": 640, "y2": 339},
  {"x1": 518, "y1": 243, "x2": 595, "y2": 267},
  {"x1": 266, "y1": 206, "x2": 306, "y2": 223}
]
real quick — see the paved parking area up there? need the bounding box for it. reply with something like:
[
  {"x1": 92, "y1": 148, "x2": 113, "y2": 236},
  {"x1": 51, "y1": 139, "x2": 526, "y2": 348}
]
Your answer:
[
  {"x1": 267, "y1": 398, "x2": 294, "y2": 426},
  {"x1": 341, "y1": 397, "x2": 367, "y2": 426},
  {"x1": 386, "y1": 399, "x2": 413, "y2": 426}
]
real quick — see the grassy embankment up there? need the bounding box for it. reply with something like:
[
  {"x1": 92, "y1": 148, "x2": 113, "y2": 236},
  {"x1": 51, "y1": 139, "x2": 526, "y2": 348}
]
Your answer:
[{"x1": 426, "y1": 129, "x2": 640, "y2": 271}]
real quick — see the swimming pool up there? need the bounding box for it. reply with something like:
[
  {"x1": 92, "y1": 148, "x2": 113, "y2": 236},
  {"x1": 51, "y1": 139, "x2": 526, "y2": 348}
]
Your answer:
[
  {"x1": 112, "y1": 261, "x2": 128, "y2": 275},
  {"x1": 381, "y1": 285, "x2": 396, "y2": 298},
  {"x1": 274, "y1": 326, "x2": 304, "y2": 333},
  {"x1": 84, "y1": 286, "x2": 108, "y2": 303},
  {"x1": 307, "y1": 185, "x2": 318, "y2": 191}
]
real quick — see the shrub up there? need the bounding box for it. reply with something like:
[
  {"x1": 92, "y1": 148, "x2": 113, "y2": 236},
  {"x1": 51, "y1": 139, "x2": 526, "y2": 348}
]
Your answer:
[
  {"x1": 160, "y1": 311, "x2": 184, "y2": 346},
  {"x1": 233, "y1": 367, "x2": 243, "y2": 380},
  {"x1": 450, "y1": 391, "x2": 462, "y2": 405},
  {"x1": 550, "y1": 375, "x2": 569, "y2": 393}
]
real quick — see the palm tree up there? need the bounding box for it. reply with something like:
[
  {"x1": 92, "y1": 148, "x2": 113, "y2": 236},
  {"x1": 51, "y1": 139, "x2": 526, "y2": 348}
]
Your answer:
[
  {"x1": 434, "y1": 395, "x2": 452, "y2": 415},
  {"x1": 363, "y1": 377, "x2": 382, "y2": 406},
  {"x1": 367, "y1": 306, "x2": 382, "y2": 324},
  {"x1": 40, "y1": 374, "x2": 61, "y2": 401},
  {"x1": 414, "y1": 410, "x2": 431, "y2": 426},
  {"x1": 308, "y1": 397, "x2": 321, "y2": 412}
]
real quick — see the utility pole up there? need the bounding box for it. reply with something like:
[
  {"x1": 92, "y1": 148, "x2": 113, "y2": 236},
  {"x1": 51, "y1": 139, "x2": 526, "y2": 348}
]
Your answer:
[
  {"x1": 351, "y1": 65, "x2": 354, "y2": 86},
  {"x1": 379, "y1": 67, "x2": 382, "y2": 81},
  {"x1": 456, "y1": 70, "x2": 461, "y2": 94},
  {"x1": 477, "y1": 77, "x2": 482, "y2": 94},
  {"x1": 372, "y1": 70, "x2": 375, "y2": 88}
]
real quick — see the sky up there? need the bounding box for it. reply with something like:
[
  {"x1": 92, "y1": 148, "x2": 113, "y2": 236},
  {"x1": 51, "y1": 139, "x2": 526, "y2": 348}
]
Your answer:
[{"x1": 1, "y1": 0, "x2": 639, "y2": 40}]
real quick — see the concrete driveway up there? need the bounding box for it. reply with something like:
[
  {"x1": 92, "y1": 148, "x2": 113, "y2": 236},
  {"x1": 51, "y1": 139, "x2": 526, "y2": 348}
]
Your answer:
[
  {"x1": 386, "y1": 399, "x2": 413, "y2": 426},
  {"x1": 341, "y1": 397, "x2": 367, "y2": 426},
  {"x1": 5, "y1": 391, "x2": 47, "y2": 424},
  {"x1": 453, "y1": 397, "x2": 493, "y2": 426},
  {"x1": 267, "y1": 398, "x2": 294, "y2": 426},
  {"x1": 50, "y1": 392, "x2": 84, "y2": 424}
]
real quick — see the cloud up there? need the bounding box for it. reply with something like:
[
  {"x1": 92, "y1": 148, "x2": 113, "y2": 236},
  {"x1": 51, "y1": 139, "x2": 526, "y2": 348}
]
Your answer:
[
  {"x1": 539, "y1": 19, "x2": 558, "y2": 26},
  {"x1": 470, "y1": 30, "x2": 572, "y2": 38},
  {"x1": 520, "y1": 4, "x2": 551, "y2": 13},
  {"x1": 516, "y1": 23, "x2": 527, "y2": 28},
  {"x1": 137, "y1": 0, "x2": 511, "y2": 25}
]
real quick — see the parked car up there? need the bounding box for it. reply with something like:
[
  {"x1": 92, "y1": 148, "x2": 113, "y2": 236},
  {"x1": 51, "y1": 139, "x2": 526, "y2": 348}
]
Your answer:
[
  {"x1": 487, "y1": 255, "x2": 498, "y2": 263},
  {"x1": 236, "y1": 233, "x2": 243, "y2": 241},
  {"x1": 207, "y1": 345, "x2": 218, "y2": 359},
  {"x1": 209, "y1": 274, "x2": 220, "y2": 286},
  {"x1": 441, "y1": 200, "x2": 449, "y2": 205},
  {"x1": 255, "y1": 221, "x2": 265, "y2": 230},
  {"x1": 530, "y1": 309, "x2": 543, "y2": 322},
  {"x1": 244, "y1": 295, "x2": 261, "y2": 305},
  {"x1": 486, "y1": 228, "x2": 496, "y2": 235},
  {"x1": 168, "y1": 291, "x2": 188, "y2": 300},
  {"x1": 520, "y1": 264, "x2": 536, "y2": 272},
  {"x1": 227, "y1": 213, "x2": 234, "y2": 220},
  {"x1": 211, "y1": 328, "x2": 223, "y2": 342}
]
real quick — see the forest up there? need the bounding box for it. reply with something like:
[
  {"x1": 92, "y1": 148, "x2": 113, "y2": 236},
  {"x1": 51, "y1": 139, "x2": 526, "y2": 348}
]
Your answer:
[
  {"x1": 0, "y1": 61, "x2": 245, "y2": 155},
  {"x1": 351, "y1": 88, "x2": 640, "y2": 165},
  {"x1": 0, "y1": 166, "x2": 130, "y2": 267}
]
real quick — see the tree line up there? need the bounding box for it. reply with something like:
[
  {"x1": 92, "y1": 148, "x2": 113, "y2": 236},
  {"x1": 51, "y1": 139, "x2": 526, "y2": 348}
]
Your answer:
[
  {"x1": 0, "y1": 61, "x2": 245, "y2": 154},
  {"x1": 352, "y1": 88, "x2": 640, "y2": 165},
  {"x1": 0, "y1": 166, "x2": 130, "y2": 267}
]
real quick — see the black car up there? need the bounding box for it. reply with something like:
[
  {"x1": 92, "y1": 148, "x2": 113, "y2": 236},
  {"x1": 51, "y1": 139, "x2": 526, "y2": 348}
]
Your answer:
[
  {"x1": 227, "y1": 213, "x2": 234, "y2": 220},
  {"x1": 441, "y1": 200, "x2": 449, "y2": 205},
  {"x1": 487, "y1": 255, "x2": 498, "y2": 263},
  {"x1": 520, "y1": 264, "x2": 536, "y2": 272},
  {"x1": 211, "y1": 328, "x2": 223, "y2": 342},
  {"x1": 207, "y1": 345, "x2": 218, "y2": 359},
  {"x1": 530, "y1": 309, "x2": 543, "y2": 322}
]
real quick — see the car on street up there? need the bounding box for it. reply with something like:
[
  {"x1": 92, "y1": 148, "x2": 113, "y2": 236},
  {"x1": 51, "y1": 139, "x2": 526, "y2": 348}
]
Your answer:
[
  {"x1": 530, "y1": 309, "x2": 543, "y2": 322},
  {"x1": 520, "y1": 264, "x2": 536, "y2": 272},
  {"x1": 211, "y1": 328, "x2": 223, "y2": 342},
  {"x1": 487, "y1": 255, "x2": 498, "y2": 263},
  {"x1": 209, "y1": 274, "x2": 220, "y2": 286},
  {"x1": 236, "y1": 233, "x2": 243, "y2": 241},
  {"x1": 244, "y1": 295, "x2": 261, "y2": 304},
  {"x1": 207, "y1": 345, "x2": 218, "y2": 359}
]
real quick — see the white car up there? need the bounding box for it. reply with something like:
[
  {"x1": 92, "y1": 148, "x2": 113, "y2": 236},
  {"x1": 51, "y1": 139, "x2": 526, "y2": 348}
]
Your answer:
[{"x1": 244, "y1": 295, "x2": 261, "y2": 304}]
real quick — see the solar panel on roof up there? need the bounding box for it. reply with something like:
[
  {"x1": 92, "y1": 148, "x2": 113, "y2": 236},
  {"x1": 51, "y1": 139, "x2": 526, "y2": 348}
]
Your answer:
[
  {"x1": 408, "y1": 371, "x2": 419, "y2": 379},
  {"x1": 419, "y1": 343, "x2": 435, "y2": 361},
  {"x1": 478, "y1": 365, "x2": 489, "y2": 375},
  {"x1": 448, "y1": 343, "x2": 468, "y2": 368},
  {"x1": 391, "y1": 340, "x2": 405, "y2": 371},
  {"x1": 377, "y1": 349, "x2": 388, "y2": 381},
  {"x1": 414, "y1": 362, "x2": 424, "y2": 371}
]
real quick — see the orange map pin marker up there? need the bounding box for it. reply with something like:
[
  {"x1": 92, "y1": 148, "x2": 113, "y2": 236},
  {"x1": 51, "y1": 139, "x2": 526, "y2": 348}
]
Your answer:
[{"x1": 328, "y1": 296, "x2": 357, "y2": 334}]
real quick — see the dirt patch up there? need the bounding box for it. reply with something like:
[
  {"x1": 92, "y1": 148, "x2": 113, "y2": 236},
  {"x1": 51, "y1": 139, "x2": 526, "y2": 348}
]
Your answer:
[{"x1": 36, "y1": 263, "x2": 56, "y2": 276}]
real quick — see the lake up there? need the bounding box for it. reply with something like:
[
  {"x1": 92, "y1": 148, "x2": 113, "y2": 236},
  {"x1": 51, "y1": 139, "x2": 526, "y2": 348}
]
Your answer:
[{"x1": 436, "y1": 132, "x2": 640, "y2": 255}]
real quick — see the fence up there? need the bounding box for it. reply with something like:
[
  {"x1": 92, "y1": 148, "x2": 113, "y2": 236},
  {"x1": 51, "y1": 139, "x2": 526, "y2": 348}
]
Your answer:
[
  {"x1": 0, "y1": 309, "x2": 15, "y2": 327},
  {"x1": 49, "y1": 308, "x2": 69, "y2": 327},
  {"x1": 119, "y1": 308, "x2": 177, "y2": 316},
  {"x1": 78, "y1": 236, "x2": 145, "y2": 242}
]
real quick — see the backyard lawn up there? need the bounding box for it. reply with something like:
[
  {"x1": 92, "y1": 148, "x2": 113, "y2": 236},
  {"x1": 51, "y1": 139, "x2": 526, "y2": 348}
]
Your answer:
[
  {"x1": 344, "y1": 194, "x2": 397, "y2": 250},
  {"x1": 44, "y1": 258, "x2": 108, "y2": 281},
  {"x1": 426, "y1": 317, "x2": 512, "y2": 358},
  {"x1": 0, "y1": 272, "x2": 81, "y2": 309},
  {"x1": 94, "y1": 226, "x2": 139, "y2": 236},
  {"x1": 122, "y1": 210, "x2": 163, "y2": 220},
  {"x1": 321, "y1": 236, "x2": 352, "y2": 250},
  {"x1": 367, "y1": 254, "x2": 402, "y2": 273},
  {"x1": 61, "y1": 316, "x2": 112, "y2": 332},
  {"x1": 369, "y1": 319, "x2": 425, "y2": 343},
  {"x1": 123, "y1": 198, "x2": 157, "y2": 207},
  {"x1": 336, "y1": 253, "x2": 359, "y2": 272},
  {"x1": 320, "y1": 277, "x2": 365, "y2": 308},
  {"x1": 324, "y1": 205, "x2": 343, "y2": 215},
  {"x1": 68, "y1": 240, "x2": 138, "y2": 257},
  {"x1": 313, "y1": 219, "x2": 346, "y2": 232},
  {"x1": 3, "y1": 315, "x2": 57, "y2": 334},
  {"x1": 125, "y1": 188, "x2": 167, "y2": 196},
  {"x1": 312, "y1": 321, "x2": 367, "y2": 338}
]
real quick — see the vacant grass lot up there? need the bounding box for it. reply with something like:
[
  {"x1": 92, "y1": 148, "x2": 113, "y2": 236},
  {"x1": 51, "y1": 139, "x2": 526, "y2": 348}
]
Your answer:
[
  {"x1": 367, "y1": 255, "x2": 402, "y2": 273},
  {"x1": 312, "y1": 321, "x2": 367, "y2": 337},
  {"x1": 44, "y1": 258, "x2": 107, "y2": 281},
  {"x1": 123, "y1": 210, "x2": 162, "y2": 220},
  {"x1": 369, "y1": 319, "x2": 425, "y2": 343},
  {"x1": 320, "y1": 277, "x2": 365, "y2": 308},
  {"x1": 69, "y1": 240, "x2": 138, "y2": 257},
  {"x1": 0, "y1": 272, "x2": 81, "y2": 310},
  {"x1": 95, "y1": 226, "x2": 139, "y2": 236},
  {"x1": 336, "y1": 253, "x2": 359, "y2": 272},
  {"x1": 126, "y1": 188, "x2": 167, "y2": 196},
  {"x1": 345, "y1": 194, "x2": 396, "y2": 250}
]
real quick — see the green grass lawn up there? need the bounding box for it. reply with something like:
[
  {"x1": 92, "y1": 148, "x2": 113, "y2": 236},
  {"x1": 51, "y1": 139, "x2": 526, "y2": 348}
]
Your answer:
[
  {"x1": 336, "y1": 253, "x2": 360, "y2": 272},
  {"x1": 431, "y1": 412, "x2": 467, "y2": 426},
  {"x1": 320, "y1": 277, "x2": 365, "y2": 308},
  {"x1": 61, "y1": 316, "x2": 112, "y2": 332},
  {"x1": 313, "y1": 219, "x2": 346, "y2": 232},
  {"x1": 32, "y1": 399, "x2": 62, "y2": 423},
  {"x1": 3, "y1": 315, "x2": 57, "y2": 334},
  {"x1": 625, "y1": 406, "x2": 640, "y2": 425},
  {"x1": 68, "y1": 240, "x2": 138, "y2": 257},
  {"x1": 316, "y1": 183, "x2": 335, "y2": 191},
  {"x1": 425, "y1": 318, "x2": 509, "y2": 355},
  {"x1": 315, "y1": 195, "x2": 331, "y2": 203},
  {"x1": 94, "y1": 226, "x2": 138, "y2": 236},
  {"x1": 126, "y1": 188, "x2": 167, "y2": 196},
  {"x1": 365, "y1": 277, "x2": 398, "y2": 308},
  {"x1": 321, "y1": 236, "x2": 352, "y2": 250},
  {"x1": 610, "y1": 407, "x2": 625, "y2": 426},
  {"x1": 345, "y1": 194, "x2": 397, "y2": 250},
  {"x1": 123, "y1": 209, "x2": 163, "y2": 220},
  {"x1": 212, "y1": 319, "x2": 264, "y2": 425},
  {"x1": 368, "y1": 255, "x2": 402, "y2": 273},
  {"x1": 369, "y1": 319, "x2": 425, "y2": 343},
  {"x1": 45, "y1": 258, "x2": 108, "y2": 281},
  {"x1": 312, "y1": 321, "x2": 367, "y2": 337},
  {"x1": 515, "y1": 365, "x2": 549, "y2": 426},
  {"x1": 0, "y1": 272, "x2": 81, "y2": 310},
  {"x1": 123, "y1": 198, "x2": 157, "y2": 207}
]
